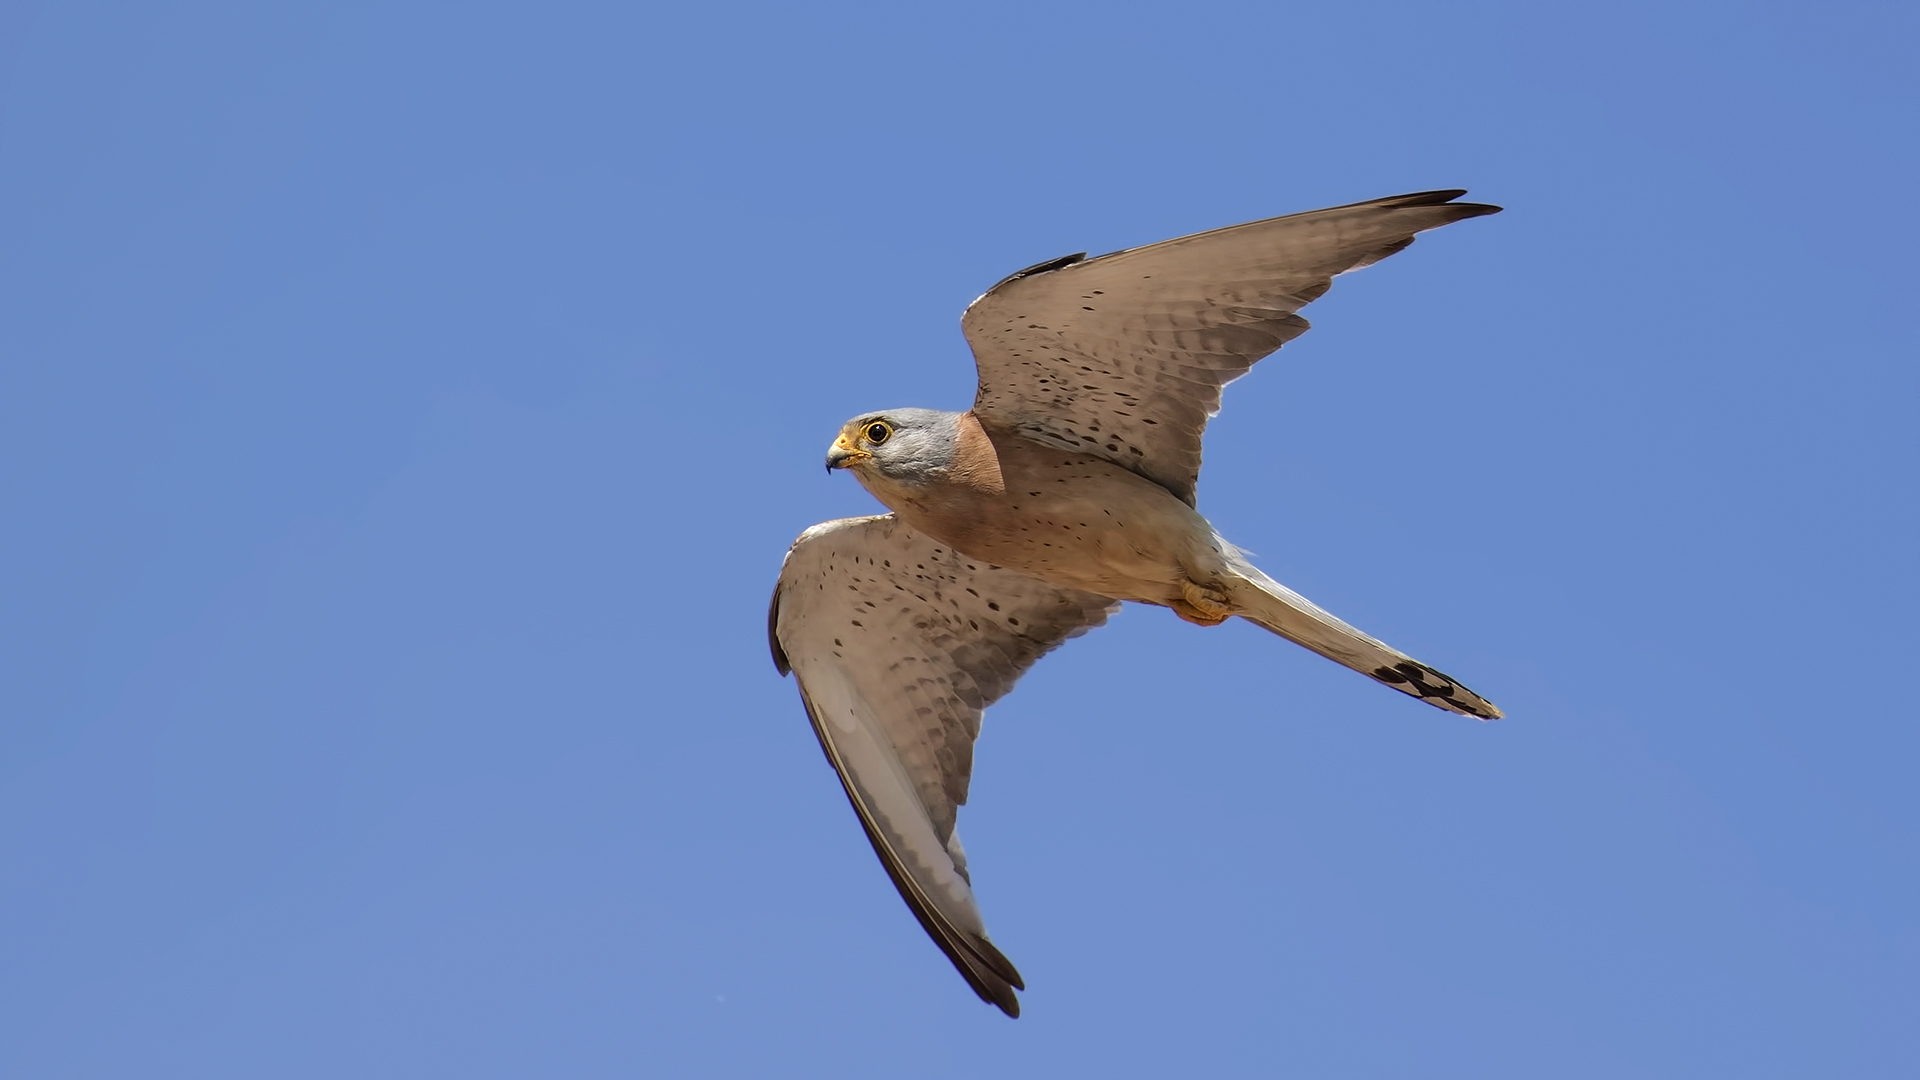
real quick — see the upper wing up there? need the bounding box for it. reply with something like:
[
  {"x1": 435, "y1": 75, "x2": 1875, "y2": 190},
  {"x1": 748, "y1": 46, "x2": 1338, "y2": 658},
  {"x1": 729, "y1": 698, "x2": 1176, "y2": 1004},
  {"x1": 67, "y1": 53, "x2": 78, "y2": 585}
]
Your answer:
[
  {"x1": 963, "y1": 190, "x2": 1500, "y2": 506},
  {"x1": 768, "y1": 515, "x2": 1118, "y2": 1016}
]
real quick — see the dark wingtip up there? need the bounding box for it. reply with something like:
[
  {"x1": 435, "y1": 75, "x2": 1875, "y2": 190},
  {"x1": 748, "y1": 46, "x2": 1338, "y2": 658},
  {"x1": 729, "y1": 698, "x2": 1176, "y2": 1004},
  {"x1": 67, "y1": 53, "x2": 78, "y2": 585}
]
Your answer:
[
  {"x1": 1385, "y1": 188, "x2": 1472, "y2": 204},
  {"x1": 968, "y1": 944, "x2": 1023, "y2": 1016},
  {"x1": 984, "y1": 251, "x2": 1088, "y2": 293},
  {"x1": 1374, "y1": 188, "x2": 1503, "y2": 218},
  {"x1": 967, "y1": 938, "x2": 1025, "y2": 1016},
  {"x1": 767, "y1": 583, "x2": 791, "y2": 675}
]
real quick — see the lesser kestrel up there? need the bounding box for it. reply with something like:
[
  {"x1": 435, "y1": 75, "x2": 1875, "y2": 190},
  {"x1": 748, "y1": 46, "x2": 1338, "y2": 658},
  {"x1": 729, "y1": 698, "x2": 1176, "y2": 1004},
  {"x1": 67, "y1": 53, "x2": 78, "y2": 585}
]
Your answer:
[{"x1": 769, "y1": 190, "x2": 1502, "y2": 1016}]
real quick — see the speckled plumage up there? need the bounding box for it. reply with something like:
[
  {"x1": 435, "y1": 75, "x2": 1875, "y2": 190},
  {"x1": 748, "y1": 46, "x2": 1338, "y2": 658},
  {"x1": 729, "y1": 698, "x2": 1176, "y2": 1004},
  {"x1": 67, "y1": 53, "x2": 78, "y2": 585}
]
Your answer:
[{"x1": 769, "y1": 190, "x2": 1504, "y2": 1017}]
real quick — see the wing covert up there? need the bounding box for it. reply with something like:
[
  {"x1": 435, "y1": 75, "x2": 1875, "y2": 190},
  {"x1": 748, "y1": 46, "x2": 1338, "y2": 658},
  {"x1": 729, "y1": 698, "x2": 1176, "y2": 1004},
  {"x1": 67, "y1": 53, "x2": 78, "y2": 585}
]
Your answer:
[
  {"x1": 769, "y1": 515, "x2": 1117, "y2": 1015},
  {"x1": 962, "y1": 189, "x2": 1500, "y2": 505}
]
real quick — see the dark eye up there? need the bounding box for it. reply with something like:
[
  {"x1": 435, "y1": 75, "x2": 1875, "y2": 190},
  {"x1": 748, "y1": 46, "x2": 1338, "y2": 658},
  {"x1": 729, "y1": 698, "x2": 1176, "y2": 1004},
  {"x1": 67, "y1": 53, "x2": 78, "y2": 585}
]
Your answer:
[{"x1": 865, "y1": 422, "x2": 892, "y2": 444}]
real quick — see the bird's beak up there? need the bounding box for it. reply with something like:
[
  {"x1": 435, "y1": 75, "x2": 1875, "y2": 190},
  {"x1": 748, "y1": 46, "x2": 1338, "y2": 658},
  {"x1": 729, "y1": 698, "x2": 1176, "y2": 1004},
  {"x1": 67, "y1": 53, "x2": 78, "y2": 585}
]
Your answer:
[{"x1": 826, "y1": 434, "x2": 871, "y2": 472}]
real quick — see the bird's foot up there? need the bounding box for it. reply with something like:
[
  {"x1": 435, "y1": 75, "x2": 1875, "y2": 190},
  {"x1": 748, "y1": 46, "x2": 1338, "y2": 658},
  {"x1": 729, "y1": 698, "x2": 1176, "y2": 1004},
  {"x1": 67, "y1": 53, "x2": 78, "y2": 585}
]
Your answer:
[{"x1": 1172, "y1": 582, "x2": 1233, "y2": 627}]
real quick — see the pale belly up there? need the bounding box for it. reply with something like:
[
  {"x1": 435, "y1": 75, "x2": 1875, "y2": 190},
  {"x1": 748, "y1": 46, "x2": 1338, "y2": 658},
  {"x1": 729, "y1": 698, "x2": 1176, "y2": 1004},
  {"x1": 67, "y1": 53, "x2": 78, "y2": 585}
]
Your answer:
[{"x1": 860, "y1": 445, "x2": 1226, "y2": 606}]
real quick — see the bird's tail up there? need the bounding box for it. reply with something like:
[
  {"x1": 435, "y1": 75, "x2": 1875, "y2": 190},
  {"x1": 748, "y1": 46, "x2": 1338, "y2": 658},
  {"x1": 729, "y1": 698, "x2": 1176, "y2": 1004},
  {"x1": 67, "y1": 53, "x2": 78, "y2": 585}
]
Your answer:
[{"x1": 1218, "y1": 548, "x2": 1502, "y2": 720}]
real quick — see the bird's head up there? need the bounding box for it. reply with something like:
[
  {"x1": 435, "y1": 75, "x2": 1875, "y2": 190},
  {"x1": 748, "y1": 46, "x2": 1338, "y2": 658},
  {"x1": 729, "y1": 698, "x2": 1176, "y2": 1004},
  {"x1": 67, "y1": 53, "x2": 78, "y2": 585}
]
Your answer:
[{"x1": 825, "y1": 408, "x2": 960, "y2": 488}]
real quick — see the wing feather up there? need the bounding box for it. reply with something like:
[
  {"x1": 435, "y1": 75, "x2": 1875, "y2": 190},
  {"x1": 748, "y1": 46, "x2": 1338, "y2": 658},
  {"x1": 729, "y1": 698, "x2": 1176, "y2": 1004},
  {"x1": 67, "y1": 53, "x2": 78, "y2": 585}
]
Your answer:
[
  {"x1": 963, "y1": 190, "x2": 1500, "y2": 505},
  {"x1": 769, "y1": 515, "x2": 1118, "y2": 1015}
]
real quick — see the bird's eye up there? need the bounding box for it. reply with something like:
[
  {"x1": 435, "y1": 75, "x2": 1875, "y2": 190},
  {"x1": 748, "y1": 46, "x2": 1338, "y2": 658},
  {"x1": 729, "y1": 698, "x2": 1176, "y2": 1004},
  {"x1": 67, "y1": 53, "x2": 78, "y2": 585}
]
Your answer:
[{"x1": 865, "y1": 422, "x2": 892, "y2": 445}]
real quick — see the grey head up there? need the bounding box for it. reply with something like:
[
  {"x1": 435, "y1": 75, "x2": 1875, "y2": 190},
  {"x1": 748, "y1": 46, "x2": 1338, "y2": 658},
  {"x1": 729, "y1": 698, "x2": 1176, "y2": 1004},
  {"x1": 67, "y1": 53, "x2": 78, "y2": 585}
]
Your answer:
[{"x1": 824, "y1": 407, "x2": 962, "y2": 486}]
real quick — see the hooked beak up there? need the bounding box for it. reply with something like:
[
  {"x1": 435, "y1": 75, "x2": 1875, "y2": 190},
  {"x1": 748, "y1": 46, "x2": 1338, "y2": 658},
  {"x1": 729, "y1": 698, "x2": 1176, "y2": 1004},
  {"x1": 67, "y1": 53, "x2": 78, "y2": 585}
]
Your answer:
[{"x1": 825, "y1": 434, "x2": 871, "y2": 473}]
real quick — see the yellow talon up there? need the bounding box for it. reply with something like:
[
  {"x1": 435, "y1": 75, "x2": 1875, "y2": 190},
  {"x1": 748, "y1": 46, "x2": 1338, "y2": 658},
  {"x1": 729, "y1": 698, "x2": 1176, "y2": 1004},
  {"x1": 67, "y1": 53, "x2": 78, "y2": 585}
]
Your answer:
[{"x1": 1174, "y1": 582, "x2": 1233, "y2": 626}]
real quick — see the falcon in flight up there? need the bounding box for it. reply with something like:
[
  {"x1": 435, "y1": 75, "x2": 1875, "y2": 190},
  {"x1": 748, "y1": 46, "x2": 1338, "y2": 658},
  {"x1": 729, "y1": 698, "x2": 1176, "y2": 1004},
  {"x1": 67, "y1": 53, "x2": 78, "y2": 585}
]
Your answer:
[{"x1": 768, "y1": 190, "x2": 1503, "y2": 1016}]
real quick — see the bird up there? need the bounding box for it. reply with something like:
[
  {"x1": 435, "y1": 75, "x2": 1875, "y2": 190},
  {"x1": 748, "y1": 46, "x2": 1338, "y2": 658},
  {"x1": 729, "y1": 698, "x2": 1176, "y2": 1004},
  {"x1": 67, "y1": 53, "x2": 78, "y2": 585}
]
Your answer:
[{"x1": 767, "y1": 190, "x2": 1503, "y2": 1017}]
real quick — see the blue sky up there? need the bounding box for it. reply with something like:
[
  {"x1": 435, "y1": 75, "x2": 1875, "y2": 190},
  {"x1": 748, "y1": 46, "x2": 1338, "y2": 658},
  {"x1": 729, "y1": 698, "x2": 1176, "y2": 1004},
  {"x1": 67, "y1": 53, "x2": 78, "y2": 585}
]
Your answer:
[{"x1": 2, "y1": 1, "x2": 1915, "y2": 1076}]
